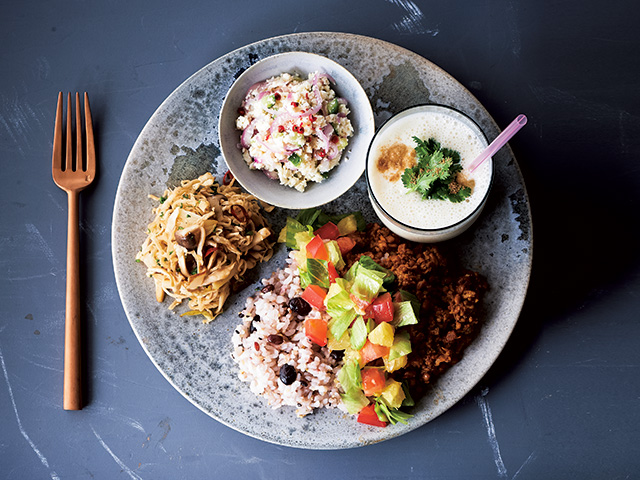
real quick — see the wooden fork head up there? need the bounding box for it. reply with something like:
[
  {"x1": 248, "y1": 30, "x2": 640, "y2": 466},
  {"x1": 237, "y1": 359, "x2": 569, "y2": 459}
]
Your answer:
[{"x1": 52, "y1": 92, "x2": 96, "y2": 193}]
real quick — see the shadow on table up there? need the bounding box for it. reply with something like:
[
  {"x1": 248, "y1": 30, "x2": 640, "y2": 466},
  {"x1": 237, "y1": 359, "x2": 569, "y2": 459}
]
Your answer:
[{"x1": 481, "y1": 152, "x2": 640, "y2": 384}]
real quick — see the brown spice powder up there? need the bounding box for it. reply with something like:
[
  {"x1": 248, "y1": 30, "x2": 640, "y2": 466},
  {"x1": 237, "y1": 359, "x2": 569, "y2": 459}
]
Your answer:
[{"x1": 375, "y1": 142, "x2": 417, "y2": 182}]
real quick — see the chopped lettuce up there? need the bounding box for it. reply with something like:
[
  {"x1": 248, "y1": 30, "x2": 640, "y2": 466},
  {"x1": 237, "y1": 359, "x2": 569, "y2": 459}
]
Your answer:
[
  {"x1": 341, "y1": 390, "x2": 369, "y2": 415},
  {"x1": 326, "y1": 282, "x2": 357, "y2": 340},
  {"x1": 387, "y1": 330, "x2": 412, "y2": 361},
  {"x1": 397, "y1": 289, "x2": 421, "y2": 316},
  {"x1": 350, "y1": 316, "x2": 368, "y2": 351},
  {"x1": 282, "y1": 217, "x2": 307, "y2": 248},
  {"x1": 392, "y1": 301, "x2": 419, "y2": 328},
  {"x1": 328, "y1": 309, "x2": 357, "y2": 342},
  {"x1": 295, "y1": 208, "x2": 322, "y2": 227},
  {"x1": 350, "y1": 265, "x2": 386, "y2": 306},
  {"x1": 325, "y1": 240, "x2": 345, "y2": 270},
  {"x1": 303, "y1": 258, "x2": 330, "y2": 289},
  {"x1": 296, "y1": 208, "x2": 366, "y2": 232},
  {"x1": 357, "y1": 255, "x2": 396, "y2": 288},
  {"x1": 338, "y1": 359, "x2": 369, "y2": 414}
]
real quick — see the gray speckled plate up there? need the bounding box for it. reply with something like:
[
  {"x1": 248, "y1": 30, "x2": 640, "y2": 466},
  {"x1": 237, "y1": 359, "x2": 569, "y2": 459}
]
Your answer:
[{"x1": 112, "y1": 32, "x2": 532, "y2": 450}]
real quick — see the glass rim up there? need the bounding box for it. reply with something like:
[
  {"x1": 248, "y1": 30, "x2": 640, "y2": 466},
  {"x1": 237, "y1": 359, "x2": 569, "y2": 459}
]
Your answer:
[{"x1": 365, "y1": 103, "x2": 495, "y2": 234}]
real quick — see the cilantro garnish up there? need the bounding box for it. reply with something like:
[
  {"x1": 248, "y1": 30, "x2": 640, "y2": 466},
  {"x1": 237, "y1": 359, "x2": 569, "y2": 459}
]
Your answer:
[
  {"x1": 374, "y1": 398, "x2": 413, "y2": 425},
  {"x1": 400, "y1": 137, "x2": 471, "y2": 203}
]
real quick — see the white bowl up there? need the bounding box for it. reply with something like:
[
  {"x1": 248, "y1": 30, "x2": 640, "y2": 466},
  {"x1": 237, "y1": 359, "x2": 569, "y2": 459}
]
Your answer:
[
  {"x1": 366, "y1": 104, "x2": 494, "y2": 243},
  {"x1": 218, "y1": 52, "x2": 374, "y2": 209}
]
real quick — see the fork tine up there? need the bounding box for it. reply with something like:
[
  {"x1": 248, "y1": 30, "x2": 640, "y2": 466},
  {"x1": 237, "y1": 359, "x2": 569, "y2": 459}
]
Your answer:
[
  {"x1": 75, "y1": 93, "x2": 83, "y2": 172},
  {"x1": 66, "y1": 92, "x2": 73, "y2": 171},
  {"x1": 52, "y1": 92, "x2": 63, "y2": 173},
  {"x1": 84, "y1": 92, "x2": 95, "y2": 177}
]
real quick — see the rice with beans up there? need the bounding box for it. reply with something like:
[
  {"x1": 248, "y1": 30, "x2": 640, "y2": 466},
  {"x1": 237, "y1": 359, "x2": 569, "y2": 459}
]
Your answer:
[{"x1": 231, "y1": 252, "x2": 343, "y2": 416}]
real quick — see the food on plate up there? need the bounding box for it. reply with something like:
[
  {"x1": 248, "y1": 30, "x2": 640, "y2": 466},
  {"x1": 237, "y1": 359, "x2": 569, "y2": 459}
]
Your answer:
[
  {"x1": 231, "y1": 208, "x2": 488, "y2": 426},
  {"x1": 367, "y1": 105, "x2": 492, "y2": 242},
  {"x1": 136, "y1": 172, "x2": 275, "y2": 322},
  {"x1": 235, "y1": 72, "x2": 354, "y2": 192}
]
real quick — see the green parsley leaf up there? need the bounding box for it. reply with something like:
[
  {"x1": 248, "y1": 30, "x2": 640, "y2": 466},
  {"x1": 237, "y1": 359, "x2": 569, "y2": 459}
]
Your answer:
[{"x1": 401, "y1": 137, "x2": 472, "y2": 203}]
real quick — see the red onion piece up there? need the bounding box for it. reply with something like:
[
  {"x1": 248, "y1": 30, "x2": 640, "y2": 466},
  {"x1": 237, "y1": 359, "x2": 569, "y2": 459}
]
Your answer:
[
  {"x1": 327, "y1": 142, "x2": 339, "y2": 160},
  {"x1": 240, "y1": 119, "x2": 257, "y2": 149}
]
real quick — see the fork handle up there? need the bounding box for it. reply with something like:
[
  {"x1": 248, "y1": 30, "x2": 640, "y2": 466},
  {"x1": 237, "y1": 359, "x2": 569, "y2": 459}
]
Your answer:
[{"x1": 63, "y1": 190, "x2": 82, "y2": 410}]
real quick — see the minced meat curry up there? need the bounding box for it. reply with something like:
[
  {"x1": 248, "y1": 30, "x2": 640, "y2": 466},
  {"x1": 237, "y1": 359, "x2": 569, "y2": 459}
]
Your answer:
[{"x1": 342, "y1": 222, "x2": 488, "y2": 399}]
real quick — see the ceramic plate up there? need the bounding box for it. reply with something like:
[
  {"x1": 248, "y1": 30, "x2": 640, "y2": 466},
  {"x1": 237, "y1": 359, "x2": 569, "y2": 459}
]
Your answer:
[{"x1": 112, "y1": 32, "x2": 532, "y2": 449}]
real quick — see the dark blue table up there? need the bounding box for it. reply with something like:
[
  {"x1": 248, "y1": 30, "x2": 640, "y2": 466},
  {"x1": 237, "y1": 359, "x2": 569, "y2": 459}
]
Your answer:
[{"x1": 2, "y1": 1, "x2": 639, "y2": 478}]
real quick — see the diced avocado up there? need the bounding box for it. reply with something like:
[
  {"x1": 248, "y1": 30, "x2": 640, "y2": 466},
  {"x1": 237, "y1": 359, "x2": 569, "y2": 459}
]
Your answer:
[
  {"x1": 380, "y1": 379, "x2": 406, "y2": 409},
  {"x1": 291, "y1": 249, "x2": 307, "y2": 270},
  {"x1": 383, "y1": 354, "x2": 407, "y2": 373},
  {"x1": 294, "y1": 230, "x2": 314, "y2": 252},
  {"x1": 327, "y1": 328, "x2": 350, "y2": 351},
  {"x1": 277, "y1": 226, "x2": 287, "y2": 243},
  {"x1": 325, "y1": 240, "x2": 345, "y2": 270},
  {"x1": 336, "y1": 215, "x2": 358, "y2": 236},
  {"x1": 368, "y1": 321, "x2": 394, "y2": 347}
]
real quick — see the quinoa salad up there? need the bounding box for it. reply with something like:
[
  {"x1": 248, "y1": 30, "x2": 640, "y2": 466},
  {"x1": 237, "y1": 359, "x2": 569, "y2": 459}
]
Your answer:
[{"x1": 235, "y1": 72, "x2": 354, "y2": 192}]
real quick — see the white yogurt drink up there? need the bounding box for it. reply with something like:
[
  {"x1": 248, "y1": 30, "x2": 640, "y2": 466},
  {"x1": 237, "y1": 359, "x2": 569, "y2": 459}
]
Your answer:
[{"x1": 366, "y1": 105, "x2": 492, "y2": 242}]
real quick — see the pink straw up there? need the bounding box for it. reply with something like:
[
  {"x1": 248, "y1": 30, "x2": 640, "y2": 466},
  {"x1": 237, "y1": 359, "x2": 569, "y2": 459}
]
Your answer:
[{"x1": 469, "y1": 114, "x2": 527, "y2": 173}]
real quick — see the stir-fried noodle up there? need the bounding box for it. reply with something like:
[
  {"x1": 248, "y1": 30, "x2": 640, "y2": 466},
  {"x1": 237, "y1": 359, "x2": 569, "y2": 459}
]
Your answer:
[{"x1": 136, "y1": 172, "x2": 274, "y2": 322}]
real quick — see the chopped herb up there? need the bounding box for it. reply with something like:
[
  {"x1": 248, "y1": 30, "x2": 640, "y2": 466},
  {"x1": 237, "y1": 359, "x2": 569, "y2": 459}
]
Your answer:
[
  {"x1": 186, "y1": 214, "x2": 191, "y2": 218},
  {"x1": 401, "y1": 137, "x2": 472, "y2": 203},
  {"x1": 374, "y1": 398, "x2": 413, "y2": 425},
  {"x1": 183, "y1": 194, "x2": 189, "y2": 199},
  {"x1": 159, "y1": 196, "x2": 166, "y2": 204},
  {"x1": 288, "y1": 153, "x2": 301, "y2": 166},
  {"x1": 190, "y1": 267, "x2": 198, "y2": 275},
  {"x1": 159, "y1": 212, "x2": 164, "y2": 218},
  {"x1": 135, "y1": 258, "x2": 141, "y2": 263}
]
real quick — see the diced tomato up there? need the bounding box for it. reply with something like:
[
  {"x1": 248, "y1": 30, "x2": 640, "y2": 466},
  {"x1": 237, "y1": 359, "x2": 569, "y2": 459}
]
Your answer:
[
  {"x1": 365, "y1": 292, "x2": 395, "y2": 324},
  {"x1": 301, "y1": 284, "x2": 327, "y2": 311},
  {"x1": 350, "y1": 293, "x2": 371, "y2": 313},
  {"x1": 361, "y1": 368, "x2": 386, "y2": 396},
  {"x1": 305, "y1": 235, "x2": 329, "y2": 261},
  {"x1": 327, "y1": 262, "x2": 338, "y2": 284},
  {"x1": 357, "y1": 404, "x2": 387, "y2": 427},
  {"x1": 336, "y1": 236, "x2": 356, "y2": 255},
  {"x1": 304, "y1": 317, "x2": 327, "y2": 346},
  {"x1": 314, "y1": 222, "x2": 340, "y2": 241},
  {"x1": 359, "y1": 340, "x2": 390, "y2": 365}
]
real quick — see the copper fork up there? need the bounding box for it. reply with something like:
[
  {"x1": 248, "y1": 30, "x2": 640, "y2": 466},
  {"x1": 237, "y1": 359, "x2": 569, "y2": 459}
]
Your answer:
[{"x1": 52, "y1": 92, "x2": 95, "y2": 410}]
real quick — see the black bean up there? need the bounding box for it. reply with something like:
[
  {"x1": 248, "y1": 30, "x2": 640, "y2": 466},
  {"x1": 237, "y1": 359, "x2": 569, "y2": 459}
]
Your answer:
[
  {"x1": 288, "y1": 297, "x2": 311, "y2": 316},
  {"x1": 249, "y1": 315, "x2": 260, "y2": 333},
  {"x1": 279, "y1": 364, "x2": 297, "y2": 385},
  {"x1": 330, "y1": 350, "x2": 344, "y2": 362},
  {"x1": 261, "y1": 284, "x2": 275, "y2": 293},
  {"x1": 267, "y1": 334, "x2": 283, "y2": 345}
]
